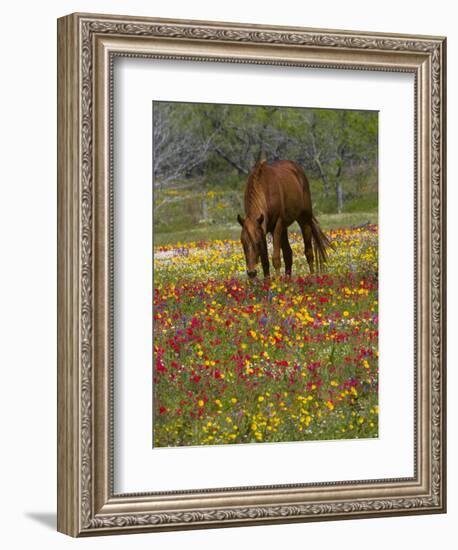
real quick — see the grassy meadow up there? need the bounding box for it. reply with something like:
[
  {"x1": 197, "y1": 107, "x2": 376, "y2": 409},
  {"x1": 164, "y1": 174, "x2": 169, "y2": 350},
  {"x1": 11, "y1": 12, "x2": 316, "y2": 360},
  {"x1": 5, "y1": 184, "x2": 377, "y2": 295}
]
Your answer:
[
  {"x1": 152, "y1": 101, "x2": 378, "y2": 448},
  {"x1": 153, "y1": 192, "x2": 378, "y2": 447}
]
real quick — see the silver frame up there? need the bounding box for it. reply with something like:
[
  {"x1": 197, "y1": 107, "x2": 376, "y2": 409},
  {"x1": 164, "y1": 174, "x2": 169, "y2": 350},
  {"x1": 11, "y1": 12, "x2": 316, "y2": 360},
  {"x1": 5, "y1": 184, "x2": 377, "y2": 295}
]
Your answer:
[{"x1": 57, "y1": 12, "x2": 446, "y2": 537}]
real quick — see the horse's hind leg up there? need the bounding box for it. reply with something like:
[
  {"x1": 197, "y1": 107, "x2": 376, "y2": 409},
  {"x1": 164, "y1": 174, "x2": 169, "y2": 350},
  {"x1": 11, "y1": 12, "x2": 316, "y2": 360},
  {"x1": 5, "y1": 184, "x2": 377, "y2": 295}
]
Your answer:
[
  {"x1": 281, "y1": 229, "x2": 293, "y2": 277},
  {"x1": 298, "y1": 216, "x2": 314, "y2": 274}
]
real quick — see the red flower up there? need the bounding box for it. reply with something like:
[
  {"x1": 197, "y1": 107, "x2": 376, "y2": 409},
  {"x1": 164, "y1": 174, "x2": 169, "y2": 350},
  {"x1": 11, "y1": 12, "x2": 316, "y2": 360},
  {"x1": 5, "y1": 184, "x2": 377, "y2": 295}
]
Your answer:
[{"x1": 156, "y1": 358, "x2": 166, "y2": 373}]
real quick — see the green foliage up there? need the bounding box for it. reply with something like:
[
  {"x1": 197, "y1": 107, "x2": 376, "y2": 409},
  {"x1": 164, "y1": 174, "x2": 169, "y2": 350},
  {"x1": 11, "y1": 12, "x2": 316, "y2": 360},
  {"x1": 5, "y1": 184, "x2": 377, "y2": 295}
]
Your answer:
[{"x1": 153, "y1": 101, "x2": 378, "y2": 221}]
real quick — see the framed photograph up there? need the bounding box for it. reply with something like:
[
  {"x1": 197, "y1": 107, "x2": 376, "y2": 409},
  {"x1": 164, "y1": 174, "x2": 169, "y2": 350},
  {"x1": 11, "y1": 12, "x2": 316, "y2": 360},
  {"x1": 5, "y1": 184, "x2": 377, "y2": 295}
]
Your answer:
[{"x1": 57, "y1": 13, "x2": 446, "y2": 536}]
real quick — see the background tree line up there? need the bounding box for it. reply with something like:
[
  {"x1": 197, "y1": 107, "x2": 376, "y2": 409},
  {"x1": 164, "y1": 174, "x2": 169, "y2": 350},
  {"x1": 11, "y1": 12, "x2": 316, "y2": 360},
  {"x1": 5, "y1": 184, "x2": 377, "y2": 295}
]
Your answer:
[{"x1": 153, "y1": 101, "x2": 378, "y2": 238}]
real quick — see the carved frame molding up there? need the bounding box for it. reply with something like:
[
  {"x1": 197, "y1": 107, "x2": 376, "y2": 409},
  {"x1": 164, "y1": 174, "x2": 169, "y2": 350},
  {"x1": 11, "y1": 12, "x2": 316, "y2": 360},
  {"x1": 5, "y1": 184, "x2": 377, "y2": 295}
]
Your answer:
[{"x1": 57, "y1": 13, "x2": 446, "y2": 536}]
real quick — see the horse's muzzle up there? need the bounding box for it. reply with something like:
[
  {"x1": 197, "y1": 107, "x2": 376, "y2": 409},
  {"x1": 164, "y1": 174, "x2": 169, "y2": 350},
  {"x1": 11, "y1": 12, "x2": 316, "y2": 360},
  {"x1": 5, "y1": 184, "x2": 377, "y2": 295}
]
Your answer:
[{"x1": 247, "y1": 270, "x2": 257, "y2": 279}]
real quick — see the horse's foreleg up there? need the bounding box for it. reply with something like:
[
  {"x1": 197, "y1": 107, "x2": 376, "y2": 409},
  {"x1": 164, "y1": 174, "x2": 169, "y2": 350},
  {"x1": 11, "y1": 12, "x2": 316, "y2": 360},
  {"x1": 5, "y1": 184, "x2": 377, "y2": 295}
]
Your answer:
[
  {"x1": 298, "y1": 217, "x2": 314, "y2": 274},
  {"x1": 272, "y1": 220, "x2": 283, "y2": 277},
  {"x1": 281, "y1": 229, "x2": 293, "y2": 277},
  {"x1": 260, "y1": 249, "x2": 270, "y2": 281}
]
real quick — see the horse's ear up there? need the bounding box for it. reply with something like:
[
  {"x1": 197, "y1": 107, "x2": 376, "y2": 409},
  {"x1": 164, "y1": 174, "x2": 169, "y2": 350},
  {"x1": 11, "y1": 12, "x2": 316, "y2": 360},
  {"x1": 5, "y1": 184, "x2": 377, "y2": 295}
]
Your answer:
[
  {"x1": 237, "y1": 214, "x2": 245, "y2": 227},
  {"x1": 257, "y1": 213, "x2": 264, "y2": 226}
]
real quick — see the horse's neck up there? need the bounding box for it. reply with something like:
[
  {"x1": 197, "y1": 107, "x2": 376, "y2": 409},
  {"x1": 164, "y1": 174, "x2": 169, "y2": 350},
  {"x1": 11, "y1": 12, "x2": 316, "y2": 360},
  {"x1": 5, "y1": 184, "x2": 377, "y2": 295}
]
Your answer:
[
  {"x1": 246, "y1": 204, "x2": 262, "y2": 218},
  {"x1": 245, "y1": 180, "x2": 267, "y2": 219}
]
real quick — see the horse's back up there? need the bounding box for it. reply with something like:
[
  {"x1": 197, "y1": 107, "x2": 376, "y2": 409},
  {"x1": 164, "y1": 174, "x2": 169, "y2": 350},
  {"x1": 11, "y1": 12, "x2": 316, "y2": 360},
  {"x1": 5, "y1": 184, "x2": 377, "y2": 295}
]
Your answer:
[{"x1": 262, "y1": 160, "x2": 312, "y2": 224}]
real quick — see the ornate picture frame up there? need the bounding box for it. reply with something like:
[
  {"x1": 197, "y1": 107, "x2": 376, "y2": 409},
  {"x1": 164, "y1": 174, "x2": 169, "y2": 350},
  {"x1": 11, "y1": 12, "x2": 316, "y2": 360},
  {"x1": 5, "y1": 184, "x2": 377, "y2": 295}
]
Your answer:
[{"x1": 57, "y1": 12, "x2": 446, "y2": 536}]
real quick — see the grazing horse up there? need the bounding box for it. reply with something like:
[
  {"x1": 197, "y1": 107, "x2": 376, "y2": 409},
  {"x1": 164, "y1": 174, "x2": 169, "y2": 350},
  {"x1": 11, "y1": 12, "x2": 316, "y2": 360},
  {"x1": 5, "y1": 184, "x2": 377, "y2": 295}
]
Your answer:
[{"x1": 237, "y1": 159, "x2": 333, "y2": 279}]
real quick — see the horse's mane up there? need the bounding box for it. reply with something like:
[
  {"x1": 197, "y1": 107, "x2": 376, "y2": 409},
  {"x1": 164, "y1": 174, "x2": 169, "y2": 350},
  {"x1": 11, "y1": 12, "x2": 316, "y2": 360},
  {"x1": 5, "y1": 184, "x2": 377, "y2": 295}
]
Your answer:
[{"x1": 244, "y1": 160, "x2": 268, "y2": 219}]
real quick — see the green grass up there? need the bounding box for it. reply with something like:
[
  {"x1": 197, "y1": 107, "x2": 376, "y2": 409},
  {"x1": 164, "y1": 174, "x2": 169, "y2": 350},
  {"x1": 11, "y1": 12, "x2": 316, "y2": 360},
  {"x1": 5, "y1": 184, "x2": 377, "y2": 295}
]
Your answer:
[
  {"x1": 153, "y1": 171, "x2": 378, "y2": 238},
  {"x1": 153, "y1": 226, "x2": 379, "y2": 447},
  {"x1": 154, "y1": 211, "x2": 377, "y2": 246}
]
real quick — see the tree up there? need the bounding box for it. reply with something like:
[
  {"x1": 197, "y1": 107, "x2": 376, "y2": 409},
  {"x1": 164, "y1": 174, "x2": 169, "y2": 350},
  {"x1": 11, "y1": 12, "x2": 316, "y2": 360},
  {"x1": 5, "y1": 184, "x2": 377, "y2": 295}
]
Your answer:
[
  {"x1": 153, "y1": 102, "x2": 378, "y2": 214},
  {"x1": 299, "y1": 109, "x2": 377, "y2": 212},
  {"x1": 153, "y1": 102, "x2": 215, "y2": 188}
]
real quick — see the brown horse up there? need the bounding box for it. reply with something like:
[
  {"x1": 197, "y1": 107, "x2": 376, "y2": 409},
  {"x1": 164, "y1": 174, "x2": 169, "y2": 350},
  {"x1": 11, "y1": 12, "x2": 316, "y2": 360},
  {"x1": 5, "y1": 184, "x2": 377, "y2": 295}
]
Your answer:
[{"x1": 237, "y1": 159, "x2": 333, "y2": 279}]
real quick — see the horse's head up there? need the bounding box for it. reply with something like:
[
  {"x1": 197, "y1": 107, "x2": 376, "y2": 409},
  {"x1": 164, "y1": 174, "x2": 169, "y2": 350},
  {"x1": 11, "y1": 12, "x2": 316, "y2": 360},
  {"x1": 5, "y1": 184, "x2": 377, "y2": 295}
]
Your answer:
[{"x1": 237, "y1": 213, "x2": 266, "y2": 279}]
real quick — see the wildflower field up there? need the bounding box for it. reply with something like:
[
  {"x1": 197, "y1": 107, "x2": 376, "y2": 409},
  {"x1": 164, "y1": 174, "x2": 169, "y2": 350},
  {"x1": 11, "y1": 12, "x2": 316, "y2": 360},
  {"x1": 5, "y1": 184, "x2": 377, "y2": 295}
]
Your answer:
[{"x1": 153, "y1": 224, "x2": 379, "y2": 447}]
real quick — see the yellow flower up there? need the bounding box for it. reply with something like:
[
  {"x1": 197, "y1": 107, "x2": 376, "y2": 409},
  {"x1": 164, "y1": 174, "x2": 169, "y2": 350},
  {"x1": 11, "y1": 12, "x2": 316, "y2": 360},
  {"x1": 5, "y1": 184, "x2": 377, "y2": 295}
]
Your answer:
[
  {"x1": 258, "y1": 395, "x2": 264, "y2": 402},
  {"x1": 198, "y1": 400, "x2": 204, "y2": 407}
]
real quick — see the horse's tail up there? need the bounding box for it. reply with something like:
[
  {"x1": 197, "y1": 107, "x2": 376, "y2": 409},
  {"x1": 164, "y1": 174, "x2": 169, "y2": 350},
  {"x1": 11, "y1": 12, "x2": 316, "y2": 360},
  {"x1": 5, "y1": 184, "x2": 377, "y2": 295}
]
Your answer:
[{"x1": 310, "y1": 215, "x2": 334, "y2": 271}]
